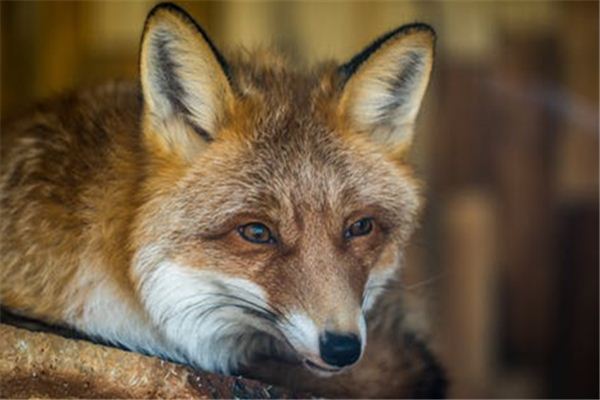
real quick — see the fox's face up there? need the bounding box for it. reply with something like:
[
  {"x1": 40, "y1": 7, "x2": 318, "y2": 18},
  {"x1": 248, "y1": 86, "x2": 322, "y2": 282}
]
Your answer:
[{"x1": 131, "y1": 4, "x2": 434, "y2": 375}]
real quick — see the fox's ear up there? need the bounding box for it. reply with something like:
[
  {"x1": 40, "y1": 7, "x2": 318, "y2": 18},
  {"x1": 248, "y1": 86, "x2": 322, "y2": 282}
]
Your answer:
[
  {"x1": 338, "y1": 24, "x2": 435, "y2": 149},
  {"x1": 140, "y1": 3, "x2": 233, "y2": 159}
]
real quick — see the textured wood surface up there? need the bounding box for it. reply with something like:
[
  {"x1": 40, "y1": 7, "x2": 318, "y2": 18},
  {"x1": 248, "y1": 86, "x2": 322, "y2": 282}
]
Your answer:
[{"x1": 0, "y1": 323, "x2": 296, "y2": 399}]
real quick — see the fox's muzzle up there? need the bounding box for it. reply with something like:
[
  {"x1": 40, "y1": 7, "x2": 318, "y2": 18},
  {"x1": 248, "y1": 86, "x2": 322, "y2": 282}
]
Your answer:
[{"x1": 319, "y1": 331, "x2": 361, "y2": 367}]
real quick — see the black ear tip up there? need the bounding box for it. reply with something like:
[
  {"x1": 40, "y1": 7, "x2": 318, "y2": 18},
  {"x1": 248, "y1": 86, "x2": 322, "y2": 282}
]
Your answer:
[
  {"x1": 382, "y1": 22, "x2": 436, "y2": 49},
  {"x1": 339, "y1": 22, "x2": 436, "y2": 84},
  {"x1": 146, "y1": 2, "x2": 192, "y2": 21},
  {"x1": 143, "y1": 2, "x2": 193, "y2": 35},
  {"x1": 397, "y1": 22, "x2": 436, "y2": 40},
  {"x1": 141, "y1": 1, "x2": 231, "y2": 86}
]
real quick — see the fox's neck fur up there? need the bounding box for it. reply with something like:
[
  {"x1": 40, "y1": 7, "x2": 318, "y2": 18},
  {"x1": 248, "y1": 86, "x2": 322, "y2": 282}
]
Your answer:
[{"x1": 2, "y1": 82, "x2": 148, "y2": 342}]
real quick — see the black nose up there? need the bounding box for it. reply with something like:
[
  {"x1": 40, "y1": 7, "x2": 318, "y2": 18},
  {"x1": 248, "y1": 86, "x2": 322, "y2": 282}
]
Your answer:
[{"x1": 319, "y1": 332, "x2": 361, "y2": 367}]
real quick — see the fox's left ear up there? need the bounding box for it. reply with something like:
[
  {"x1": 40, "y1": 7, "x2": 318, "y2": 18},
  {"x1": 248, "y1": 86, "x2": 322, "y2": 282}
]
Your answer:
[
  {"x1": 140, "y1": 3, "x2": 233, "y2": 160},
  {"x1": 338, "y1": 24, "x2": 435, "y2": 149}
]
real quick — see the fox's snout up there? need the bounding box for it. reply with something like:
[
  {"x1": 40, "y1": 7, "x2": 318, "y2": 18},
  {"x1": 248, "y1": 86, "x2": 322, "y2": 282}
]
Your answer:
[
  {"x1": 277, "y1": 299, "x2": 367, "y2": 373},
  {"x1": 285, "y1": 310, "x2": 365, "y2": 371},
  {"x1": 319, "y1": 331, "x2": 362, "y2": 367}
]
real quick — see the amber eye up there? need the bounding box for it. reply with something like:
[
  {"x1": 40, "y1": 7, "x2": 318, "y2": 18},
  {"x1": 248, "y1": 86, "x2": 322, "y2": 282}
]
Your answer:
[
  {"x1": 238, "y1": 222, "x2": 276, "y2": 244},
  {"x1": 344, "y1": 217, "x2": 374, "y2": 239}
]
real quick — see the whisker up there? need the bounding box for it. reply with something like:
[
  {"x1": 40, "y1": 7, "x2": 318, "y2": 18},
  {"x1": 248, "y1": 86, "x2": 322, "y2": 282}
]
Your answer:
[
  {"x1": 403, "y1": 273, "x2": 446, "y2": 290},
  {"x1": 364, "y1": 272, "x2": 446, "y2": 294},
  {"x1": 204, "y1": 293, "x2": 280, "y2": 323},
  {"x1": 202, "y1": 292, "x2": 295, "y2": 347},
  {"x1": 155, "y1": 281, "x2": 295, "y2": 349},
  {"x1": 218, "y1": 283, "x2": 295, "y2": 327}
]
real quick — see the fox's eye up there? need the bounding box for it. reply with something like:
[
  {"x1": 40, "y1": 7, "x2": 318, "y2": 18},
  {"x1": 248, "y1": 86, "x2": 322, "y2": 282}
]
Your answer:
[
  {"x1": 238, "y1": 222, "x2": 276, "y2": 244},
  {"x1": 344, "y1": 217, "x2": 374, "y2": 239}
]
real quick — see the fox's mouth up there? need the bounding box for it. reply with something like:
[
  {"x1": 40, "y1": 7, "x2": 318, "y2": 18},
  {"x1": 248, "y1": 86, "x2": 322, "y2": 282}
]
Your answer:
[{"x1": 303, "y1": 358, "x2": 342, "y2": 374}]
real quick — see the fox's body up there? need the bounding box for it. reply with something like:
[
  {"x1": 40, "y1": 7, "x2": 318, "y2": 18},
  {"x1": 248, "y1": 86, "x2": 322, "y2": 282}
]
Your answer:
[
  {"x1": 1, "y1": 82, "x2": 166, "y2": 353},
  {"x1": 1, "y1": 3, "x2": 443, "y2": 397}
]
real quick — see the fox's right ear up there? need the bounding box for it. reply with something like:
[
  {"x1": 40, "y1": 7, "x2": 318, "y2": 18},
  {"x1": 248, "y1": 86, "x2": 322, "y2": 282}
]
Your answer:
[
  {"x1": 337, "y1": 24, "x2": 435, "y2": 152},
  {"x1": 140, "y1": 3, "x2": 233, "y2": 160}
]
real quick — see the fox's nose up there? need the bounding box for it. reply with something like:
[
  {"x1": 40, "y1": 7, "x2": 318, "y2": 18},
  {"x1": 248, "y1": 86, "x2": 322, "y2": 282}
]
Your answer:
[{"x1": 319, "y1": 331, "x2": 361, "y2": 367}]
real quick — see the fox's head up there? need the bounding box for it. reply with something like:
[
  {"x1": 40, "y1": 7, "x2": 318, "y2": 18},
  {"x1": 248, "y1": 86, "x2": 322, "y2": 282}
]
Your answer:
[{"x1": 131, "y1": 3, "x2": 434, "y2": 375}]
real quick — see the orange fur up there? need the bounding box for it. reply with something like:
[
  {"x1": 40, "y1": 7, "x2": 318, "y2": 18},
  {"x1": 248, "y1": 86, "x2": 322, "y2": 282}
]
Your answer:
[{"x1": 0, "y1": 3, "x2": 443, "y2": 397}]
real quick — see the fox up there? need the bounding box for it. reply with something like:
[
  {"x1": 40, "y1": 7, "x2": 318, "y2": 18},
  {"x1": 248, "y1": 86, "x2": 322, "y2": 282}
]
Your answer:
[{"x1": 0, "y1": 2, "x2": 444, "y2": 398}]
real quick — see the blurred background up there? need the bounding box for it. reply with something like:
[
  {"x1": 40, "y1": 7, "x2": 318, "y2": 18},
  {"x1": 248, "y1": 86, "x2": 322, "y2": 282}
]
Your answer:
[{"x1": 1, "y1": 1, "x2": 598, "y2": 398}]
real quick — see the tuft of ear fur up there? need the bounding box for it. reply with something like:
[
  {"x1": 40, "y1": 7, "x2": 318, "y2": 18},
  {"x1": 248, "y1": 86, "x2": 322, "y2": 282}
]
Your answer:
[
  {"x1": 338, "y1": 24, "x2": 435, "y2": 149},
  {"x1": 140, "y1": 3, "x2": 233, "y2": 160}
]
